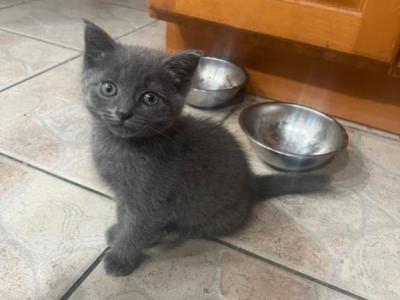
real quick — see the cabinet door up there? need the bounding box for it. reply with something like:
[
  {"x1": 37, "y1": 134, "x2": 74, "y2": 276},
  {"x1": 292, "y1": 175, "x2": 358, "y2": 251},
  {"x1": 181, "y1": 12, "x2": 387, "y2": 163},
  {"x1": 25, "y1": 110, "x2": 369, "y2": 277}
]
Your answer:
[{"x1": 149, "y1": 0, "x2": 400, "y2": 62}]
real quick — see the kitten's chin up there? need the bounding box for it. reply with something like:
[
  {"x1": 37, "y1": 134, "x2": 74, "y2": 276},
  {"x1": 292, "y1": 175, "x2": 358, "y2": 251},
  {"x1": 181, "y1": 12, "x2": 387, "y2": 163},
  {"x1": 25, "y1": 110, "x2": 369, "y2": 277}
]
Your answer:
[
  {"x1": 107, "y1": 125, "x2": 140, "y2": 138},
  {"x1": 107, "y1": 124, "x2": 159, "y2": 139}
]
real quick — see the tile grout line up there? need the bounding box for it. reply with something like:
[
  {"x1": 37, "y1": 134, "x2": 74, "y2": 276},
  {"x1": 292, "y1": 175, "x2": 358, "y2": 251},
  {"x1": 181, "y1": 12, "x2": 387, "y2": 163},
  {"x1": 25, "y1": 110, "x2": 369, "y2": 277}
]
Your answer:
[
  {"x1": 100, "y1": 1, "x2": 148, "y2": 13},
  {"x1": 0, "y1": 151, "x2": 113, "y2": 200},
  {"x1": 221, "y1": 107, "x2": 239, "y2": 124},
  {"x1": 211, "y1": 238, "x2": 367, "y2": 300},
  {"x1": 0, "y1": 28, "x2": 81, "y2": 52},
  {"x1": 220, "y1": 103, "x2": 242, "y2": 125},
  {"x1": 0, "y1": 0, "x2": 32, "y2": 10},
  {"x1": 114, "y1": 19, "x2": 158, "y2": 40},
  {"x1": 59, "y1": 247, "x2": 110, "y2": 300},
  {"x1": 0, "y1": 54, "x2": 82, "y2": 93},
  {"x1": 0, "y1": 18, "x2": 158, "y2": 53}
]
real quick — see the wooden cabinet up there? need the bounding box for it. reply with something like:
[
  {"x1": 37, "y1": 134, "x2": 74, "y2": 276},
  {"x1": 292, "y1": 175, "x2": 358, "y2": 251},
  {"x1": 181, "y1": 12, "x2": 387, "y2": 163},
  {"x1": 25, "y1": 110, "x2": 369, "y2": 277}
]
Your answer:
[
  {"x1": 148, "y1": 0, "x2": 400, "y2": 134},
  {"x1": 150, "y1": 0, "x2": 400, "y2": 62}
]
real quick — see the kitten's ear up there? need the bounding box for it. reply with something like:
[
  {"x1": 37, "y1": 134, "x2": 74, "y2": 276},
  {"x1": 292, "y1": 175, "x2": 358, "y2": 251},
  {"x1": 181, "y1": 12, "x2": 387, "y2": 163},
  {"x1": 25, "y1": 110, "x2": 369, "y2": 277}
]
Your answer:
[
  {"x1": 162, "y1": 50, "x2": 202, "y2": 92},
  {"x1": 83, "y1": 19, "x2": 116, "y2": 68}
]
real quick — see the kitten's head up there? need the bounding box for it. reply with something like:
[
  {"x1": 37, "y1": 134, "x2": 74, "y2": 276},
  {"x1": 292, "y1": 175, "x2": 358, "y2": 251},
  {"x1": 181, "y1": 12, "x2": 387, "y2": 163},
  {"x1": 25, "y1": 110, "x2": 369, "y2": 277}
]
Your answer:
[{"x1": 82, "y1": 20, "x2": 201, "y2": 138}]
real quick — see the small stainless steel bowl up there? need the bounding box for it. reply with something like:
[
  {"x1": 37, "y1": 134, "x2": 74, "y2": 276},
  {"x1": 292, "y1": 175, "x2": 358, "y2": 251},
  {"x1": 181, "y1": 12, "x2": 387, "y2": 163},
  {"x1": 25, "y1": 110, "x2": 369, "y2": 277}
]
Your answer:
[
  {"x1": 239, "y1": 102, "x2": 348, "y2": 171},
  {"x1": 186, "y1": 57, "x2": 247, "y2": 108}
]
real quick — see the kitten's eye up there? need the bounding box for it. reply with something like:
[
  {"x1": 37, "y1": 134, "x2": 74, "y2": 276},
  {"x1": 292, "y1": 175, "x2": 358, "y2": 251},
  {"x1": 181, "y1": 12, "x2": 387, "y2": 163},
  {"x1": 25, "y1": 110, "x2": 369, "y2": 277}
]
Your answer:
[
  {"x1": 142, "y1": 92, "x2": 160, "y2": 106},
  {"x1": 100, "y1": 81, "x2": 118, "y2": 97}
]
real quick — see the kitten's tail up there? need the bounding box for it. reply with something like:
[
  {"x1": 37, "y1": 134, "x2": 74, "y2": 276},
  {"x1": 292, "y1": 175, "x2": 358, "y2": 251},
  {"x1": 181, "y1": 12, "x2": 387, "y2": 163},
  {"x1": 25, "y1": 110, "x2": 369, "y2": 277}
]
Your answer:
[{"x1": 252, "y1": 173, "x2": 331, "y2": 201}]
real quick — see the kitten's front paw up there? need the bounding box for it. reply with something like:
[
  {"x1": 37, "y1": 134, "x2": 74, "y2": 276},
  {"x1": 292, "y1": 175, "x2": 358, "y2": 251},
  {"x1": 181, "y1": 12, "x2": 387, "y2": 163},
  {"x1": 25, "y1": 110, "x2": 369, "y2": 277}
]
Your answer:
[
  {"x1": 105, "y1": 224, "x2": 119, "y2": 245},
  {"x1": 103, "y1": 250, "x2": 141, "y2": 277}
]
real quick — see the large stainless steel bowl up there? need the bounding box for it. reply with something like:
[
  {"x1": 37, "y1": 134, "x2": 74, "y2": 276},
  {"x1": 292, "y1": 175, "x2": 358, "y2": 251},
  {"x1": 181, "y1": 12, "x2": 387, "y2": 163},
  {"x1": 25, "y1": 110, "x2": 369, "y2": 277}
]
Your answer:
[
  {"x1": 186, "y1": 57, "x2": 247, "y2": 108},
  {"x1": 239, "y1": 102, "x2": 348, "y2": 171}
]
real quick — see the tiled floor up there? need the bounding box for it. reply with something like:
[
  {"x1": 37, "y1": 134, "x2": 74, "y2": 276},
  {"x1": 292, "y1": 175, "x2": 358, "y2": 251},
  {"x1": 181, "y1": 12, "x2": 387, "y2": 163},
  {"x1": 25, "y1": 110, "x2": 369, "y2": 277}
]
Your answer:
[{"x1": 0, "y1": 1, "x2": 399, "y2": 299}]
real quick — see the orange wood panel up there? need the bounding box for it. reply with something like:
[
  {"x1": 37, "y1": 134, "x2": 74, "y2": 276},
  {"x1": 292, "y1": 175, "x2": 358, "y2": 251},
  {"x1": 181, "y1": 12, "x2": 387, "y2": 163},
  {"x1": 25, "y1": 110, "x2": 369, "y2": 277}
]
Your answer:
[
  {"x1": 149, "y1": 0, "x2": 400, "y2": 62},
  {"x1": 150, "y1": 0, "x2": 362, "y2": 56},
  {"x1": 355, "y1": 0, "x2": 400, "y2": 63},
  {"x1": 165, "y1": 21, "x2": 400, "y2": 134}
]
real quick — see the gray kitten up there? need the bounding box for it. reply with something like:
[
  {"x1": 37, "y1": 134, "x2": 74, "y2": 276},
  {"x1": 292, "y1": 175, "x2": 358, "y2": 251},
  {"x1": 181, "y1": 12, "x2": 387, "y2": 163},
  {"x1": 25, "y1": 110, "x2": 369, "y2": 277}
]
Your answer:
[{"x1": 82, "y1": 21, "x2": 329, "y2": 276}]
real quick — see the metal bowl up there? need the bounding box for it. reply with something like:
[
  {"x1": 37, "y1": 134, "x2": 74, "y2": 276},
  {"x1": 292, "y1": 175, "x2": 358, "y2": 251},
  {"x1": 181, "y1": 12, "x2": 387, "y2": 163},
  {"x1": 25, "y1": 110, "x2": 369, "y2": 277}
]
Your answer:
[
  {"x1": 186, "y1": 57, "x2": 247, "y2": 108},
  {"x1": 239, "y1": 102, "x2": 348, "y2": 171}
]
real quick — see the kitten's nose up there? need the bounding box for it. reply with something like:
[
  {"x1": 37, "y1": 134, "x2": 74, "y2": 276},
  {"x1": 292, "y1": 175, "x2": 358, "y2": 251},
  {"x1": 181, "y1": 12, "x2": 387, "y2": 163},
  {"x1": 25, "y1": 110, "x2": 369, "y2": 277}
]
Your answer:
[{"x1": 116, "y1": 110, "x2": 132, "y2": 122}]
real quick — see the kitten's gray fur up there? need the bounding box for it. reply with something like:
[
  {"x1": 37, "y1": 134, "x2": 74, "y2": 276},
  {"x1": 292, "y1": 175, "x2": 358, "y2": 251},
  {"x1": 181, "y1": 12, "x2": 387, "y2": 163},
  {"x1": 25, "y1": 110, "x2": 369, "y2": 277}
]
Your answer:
[{"x1": 82, "y1": 20, "x2": 329, "y2": 276}]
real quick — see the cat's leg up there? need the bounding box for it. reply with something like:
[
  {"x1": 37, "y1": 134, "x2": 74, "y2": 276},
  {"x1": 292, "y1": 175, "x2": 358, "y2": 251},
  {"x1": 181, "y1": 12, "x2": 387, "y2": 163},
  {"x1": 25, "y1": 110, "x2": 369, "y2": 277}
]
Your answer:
[
  {"x1": 105, "y1": 224, "x2": 118, "y2": 245},
  {"x1": 104, "y1": 212, "x2": 167, "y2": 276},
  {"x1": 105, "y1": 202, "x2": 127, "y2": 245}
]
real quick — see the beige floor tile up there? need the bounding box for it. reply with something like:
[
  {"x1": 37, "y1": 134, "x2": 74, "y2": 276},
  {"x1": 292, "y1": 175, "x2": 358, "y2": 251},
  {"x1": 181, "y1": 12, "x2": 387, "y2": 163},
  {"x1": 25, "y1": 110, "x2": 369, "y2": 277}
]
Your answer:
[
  {"x1": 119, "y1": 21, "x2": 165, "y2": 50},
  {"x1": 70, "y1": 240, "x2": 353, "y2": 300},
  {"x1": 0, "y1": 30, "x2": 77, "y2": 89},
  {"x1": 221, "y1": 98, "x2": 400, "y2": 300},
  {"x1": 0, "y1": 0, "x2": 28, "y2": 9},
  {"x1": 0, "y1": 58, "x2": 110, "y2": 194},
  {"x1": 0, "y1": 0, "x2": 153, "y2": 50},
  {"x1": 0, "y1": 57, "x2": 107, "y2": 190},
  {"x1": 0, "y1": 156, "x2": 115, "y2": 299},
  {"x1": 100, "y1": 0, "x2": 147, "y2": 11}
]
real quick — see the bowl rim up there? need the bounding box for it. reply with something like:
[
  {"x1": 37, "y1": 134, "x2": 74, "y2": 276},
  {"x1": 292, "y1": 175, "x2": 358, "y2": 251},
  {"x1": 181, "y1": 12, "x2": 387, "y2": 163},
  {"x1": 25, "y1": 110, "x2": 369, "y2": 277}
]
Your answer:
[
  {"x1": 239, "y1": 102, "x2": 349, "y2": 159},
  {"x1": 191, "y1": 56, "x2": 248, "y2": 92}
]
